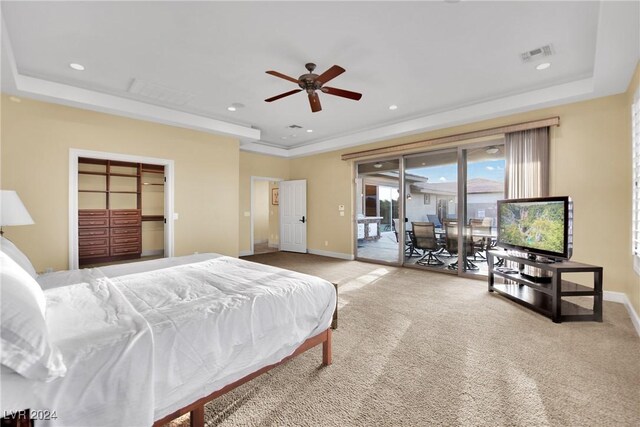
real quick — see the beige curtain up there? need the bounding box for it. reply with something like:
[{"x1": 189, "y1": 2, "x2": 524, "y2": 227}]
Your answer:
[{"x1": 504, "y1": 127, "x2": 549, "y2": 198}]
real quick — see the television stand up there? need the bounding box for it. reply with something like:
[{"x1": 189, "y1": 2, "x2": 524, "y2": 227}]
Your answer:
[{"x1": 487, "y1": 250, "x2": 603, "y2": 323}]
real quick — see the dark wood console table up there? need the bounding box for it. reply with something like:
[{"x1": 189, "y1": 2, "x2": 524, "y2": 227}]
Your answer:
[{"x1": 487, "y1": 250, "x2": 603, "y2": 323}]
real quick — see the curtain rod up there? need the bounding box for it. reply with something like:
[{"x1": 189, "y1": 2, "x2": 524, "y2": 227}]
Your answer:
[{"x1": 341, "y1": 116, "x2": 560, "y2": 161}]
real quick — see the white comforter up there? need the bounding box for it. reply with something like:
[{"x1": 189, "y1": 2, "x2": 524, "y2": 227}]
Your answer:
[{"x1": 1, "y1": 254, "x2": 336, "y2": 426}]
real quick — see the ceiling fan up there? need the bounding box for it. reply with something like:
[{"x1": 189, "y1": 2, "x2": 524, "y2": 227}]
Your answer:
[{"x1": 265, "y1": 63, "x2": 362, "y2": 113}]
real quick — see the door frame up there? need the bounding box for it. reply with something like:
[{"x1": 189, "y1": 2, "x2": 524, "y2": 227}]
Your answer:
[
  {"x1": 68, "y1": 148, "x2": 175, "y2": 270},
  {"x1": 249, "y1": 176, "x2": 283, "y2": 256}
]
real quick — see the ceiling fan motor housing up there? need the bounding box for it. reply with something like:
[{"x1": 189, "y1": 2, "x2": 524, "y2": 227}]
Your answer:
[{"x1": 299, "y1": 74, "x2": 322, "y2": 93}]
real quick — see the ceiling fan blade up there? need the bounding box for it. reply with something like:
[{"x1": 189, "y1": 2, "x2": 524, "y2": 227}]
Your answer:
[
  {"x1": 265, "y1": 89, "x2": 303, "y2": 102},
  {"x1": 315, "y1": 65, "x2": 345, "y2": 85},
  {"x1": 308, "y1": 92, "x2": 322, "y2": 113},
  {"x1": 265, "y1": 70, "x2": 300, "y2": 84},
  {"x1": 322, "y1": 86, "x2": 363, "y2": 101}
]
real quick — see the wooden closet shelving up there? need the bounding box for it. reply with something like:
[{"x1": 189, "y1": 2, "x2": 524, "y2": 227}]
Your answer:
[{"x1": 78, "y1": 158, "x2": 164, "y2": 266}]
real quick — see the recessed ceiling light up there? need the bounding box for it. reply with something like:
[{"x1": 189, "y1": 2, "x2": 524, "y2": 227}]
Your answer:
[
  {"x1": 306, "y1": 129, "x2": 313, "y2": 133},
  {"x1": 69, "y1": 63, "x2": 85, "y2": 71},
  {"x1": 9, "y1": 96, "x2": 21, "y2": 103},
  {"x1": 536, "y1": 62, "x2": 551, "y2": 71},
  {"x1": 227, "y1": 103, "x2": 244, "y2": 112},
  {"x1": 389, "y1": 105, "x2": 398, "y2": 110}
]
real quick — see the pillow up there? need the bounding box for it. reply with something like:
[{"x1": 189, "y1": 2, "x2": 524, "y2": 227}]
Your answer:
[
  {"x1": 1, "y1": 236, "x2": 37, "y2": 278},
  {"x1": 0, "y1": 252, "x2": 66, "y2": 381}
]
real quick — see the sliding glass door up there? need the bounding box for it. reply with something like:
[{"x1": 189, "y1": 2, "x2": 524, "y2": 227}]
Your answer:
[
  {"x1": 460, "y1": 144, "x2": 506, "y2": 276},
  {"x1": 355, "y1": 158, "x2": 402, "y2": 264},
  {"x1": 353, "y1": 142, "x2": 505, "y2": 278},
  {"x1": 403, "y1": 150, "x2": 459, "y2": 272}
]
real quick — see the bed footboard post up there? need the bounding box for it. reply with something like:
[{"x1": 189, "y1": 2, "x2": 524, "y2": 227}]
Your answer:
[
  {"x1": 190, "y1": 405, "x2": 204, "y2": 427},
  {"x1": 322, "y1": 329, "x2": 332, "y2": 366},
  {"x1": 332, "y1": 282, "x2": 338, "y2": 329}
]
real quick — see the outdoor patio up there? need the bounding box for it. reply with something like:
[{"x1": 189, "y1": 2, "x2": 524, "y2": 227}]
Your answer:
[{"x1": 357, "y1": 231, "x2": 491, "y2": 275}]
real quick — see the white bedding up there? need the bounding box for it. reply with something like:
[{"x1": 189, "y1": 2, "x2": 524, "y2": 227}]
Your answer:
[{"x1": 1, "y1": 254, "x2": 336, "y2": 426}]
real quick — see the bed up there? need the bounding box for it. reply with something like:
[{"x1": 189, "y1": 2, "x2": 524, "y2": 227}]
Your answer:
[{"x1": 0, "y1": 242, "x2": 337, "y2": 427}]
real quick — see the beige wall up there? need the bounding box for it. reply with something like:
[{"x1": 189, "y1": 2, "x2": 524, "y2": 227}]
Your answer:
[
  {"x1": 238, "y1": 151, "x2": 289, "y2": 254},
  {"x1": 0, "y1": 95, "x2": 240, "y2": 271},
  {"x1": 2, "y1": 66, "x2": 638, "y2": 310},
  {"x1": 290, "y1": 92, "x2": 635, "y2": 297},
  {"x1": 252, "y1": 180, "x2": 269, "y2": 244},
  {"x1": 627, "y1": 62, "x2": 640, "y2": 315}
]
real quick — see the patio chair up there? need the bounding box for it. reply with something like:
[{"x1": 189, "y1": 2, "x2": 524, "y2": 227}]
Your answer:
[
  {"x1": 394, "y1": 218, "x2": 419, "y2": 257},
  {"x1": 469, "y1": 218, "x2": 492, "y2": 261},
  {"x1": 411, "y1": 222, "x2": 444, "y2": 266},
  {"x1": 443, "y1": 220, "x2": 478, "y2": 270}
]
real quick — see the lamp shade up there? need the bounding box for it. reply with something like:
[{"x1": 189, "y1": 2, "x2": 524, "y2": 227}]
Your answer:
[{"x1": 0, "y1": 190, "x2": 34, "y2": 226}]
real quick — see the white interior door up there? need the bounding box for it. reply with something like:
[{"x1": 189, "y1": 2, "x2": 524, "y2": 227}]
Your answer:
[{"x1": 279, "y1": 179, "x2": 307, "y2": 253}]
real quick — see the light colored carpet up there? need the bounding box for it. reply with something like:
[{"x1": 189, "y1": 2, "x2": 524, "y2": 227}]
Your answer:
[{"x1": 169, "y1": 253, "x2": 639, "y2": 426}]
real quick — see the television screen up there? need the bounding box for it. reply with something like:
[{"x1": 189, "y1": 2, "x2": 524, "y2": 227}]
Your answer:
[{"x1": 497, "y1": 196, "x2": 572, "y2": 260}]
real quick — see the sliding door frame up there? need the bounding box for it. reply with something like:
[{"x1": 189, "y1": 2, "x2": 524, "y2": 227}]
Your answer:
[
  {"x1": 402, "y1": 148, "x2": 459, "y2": 275},
  {"x1": 353, "y1": 155, "x2": 405, "y2": 266},
  {"x1": 353, "y1": 139, "x2": 505, "y2": 279},
  {"x1": 68, "y1": 148, "x2": 175, "y2": 270}
]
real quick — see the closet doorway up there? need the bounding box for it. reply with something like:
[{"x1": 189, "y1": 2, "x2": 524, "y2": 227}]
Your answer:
[
  {"x1": 69, "y1": 149, "x2": 174, "y2": 270},
  {"x1": 251, "y1": 176, "x2": 283, "y2": 255}
]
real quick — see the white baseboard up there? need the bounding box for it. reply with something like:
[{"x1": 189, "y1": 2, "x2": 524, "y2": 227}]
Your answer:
[
  {"x1": 604, "y1": 291, "x2": 640, "y2": 337},
  {"x1": 308, "y1": 249, "x2": 355, "y2": 260},
  {"x1": 238, "y1": 250, "x2": 252, "y2": 257},
  {"x1": 141, "y1": 249, "x2": 164, "y2": 257}
]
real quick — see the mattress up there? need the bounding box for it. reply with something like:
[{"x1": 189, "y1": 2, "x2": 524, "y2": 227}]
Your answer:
[{"x1": 1, "y1": 254, "x2": 336, "y2": 426}]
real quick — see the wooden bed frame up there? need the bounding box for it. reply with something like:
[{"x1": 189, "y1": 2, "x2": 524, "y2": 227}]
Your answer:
[
  {"x1": 155, "y1": 282, "x2": 338, "y2": 427},
  {"x1": 154, "y1": 328, "x2": 333, "y2": 427},
  {"x1": 1, "y1": 283, "x2": 338, "y2": 427}
]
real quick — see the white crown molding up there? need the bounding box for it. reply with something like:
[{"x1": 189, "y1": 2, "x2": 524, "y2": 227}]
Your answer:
[
  {"x1": 2, "y1": 1, "x2": 637, "y2": 159},
  {"x1": 1, "y1": 15, "x2": 259, "y2": 142}
]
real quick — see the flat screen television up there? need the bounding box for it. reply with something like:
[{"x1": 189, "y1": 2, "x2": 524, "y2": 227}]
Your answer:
[{"x1": 497, "y1": 196, "x2": 573, "y2": 260}]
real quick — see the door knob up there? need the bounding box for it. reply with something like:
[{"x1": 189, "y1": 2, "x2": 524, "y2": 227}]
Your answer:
[{"x1": 299, "y1": 216, "x2": 306, "y2": 223}]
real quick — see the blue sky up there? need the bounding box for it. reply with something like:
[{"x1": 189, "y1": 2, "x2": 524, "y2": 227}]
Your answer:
[{"x1": 410, "y1": 159, "x2": 505, "y2": 183}]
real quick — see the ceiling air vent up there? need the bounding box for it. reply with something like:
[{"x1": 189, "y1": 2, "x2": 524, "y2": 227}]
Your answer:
[
  {"x1": 520, "y1": 44, "x2": 554, "y2": 63},
  {"x1": 128, "y1": 78, "x2": 195, "y2": 106},
  {"x1": 287, "y1": 124, "x2": 303, "y2": 129}
]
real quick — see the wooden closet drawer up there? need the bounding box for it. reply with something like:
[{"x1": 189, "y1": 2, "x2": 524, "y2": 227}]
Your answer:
[
  {"x1": 79, "y1": 247, "x2": 109, "y2": 258},
  {"x1": 110, "y1": 217, "x2": 141, "y2": 227},
  {"x1": 78, "y1": 227, "x2": 109, "y2": 238},
  {"x1": 110, "y1": 209, "x2": 141, "y2": 217},
  {"x1": 110, "y1": 227, "x2": 141, "y2": 236},
  {"x1": 78, "y1": 209, "x2": 108, "y2": 218},
  {"x1": 79, "y1": 218, "x2": 109, "y2": 228},
  {"x1": 111, "y1": 235, "x2": 141, "y2": 246},
  {"x1": 78, "y1": 238, "x2": 109, "y2": 248},
  {"x1": 110, "y1": 245, "x2": 140, "y2": 256}
]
